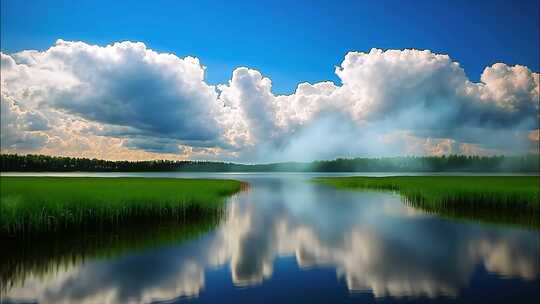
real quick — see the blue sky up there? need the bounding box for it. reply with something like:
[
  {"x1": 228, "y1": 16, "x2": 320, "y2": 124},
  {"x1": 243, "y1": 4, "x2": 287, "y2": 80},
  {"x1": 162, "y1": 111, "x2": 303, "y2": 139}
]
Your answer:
[{"x1": 2, "y1": 0, "x2": 539, "y2": 93}]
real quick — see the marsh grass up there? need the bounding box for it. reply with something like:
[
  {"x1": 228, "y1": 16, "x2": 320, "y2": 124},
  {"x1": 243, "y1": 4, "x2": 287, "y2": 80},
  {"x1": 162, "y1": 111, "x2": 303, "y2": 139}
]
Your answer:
[
  {"x1": 314, "y1": 176, "x2": 539, "y2": 228},
  {"x1": 0, "y1": 177, "x2": 245, "y2": 234}
]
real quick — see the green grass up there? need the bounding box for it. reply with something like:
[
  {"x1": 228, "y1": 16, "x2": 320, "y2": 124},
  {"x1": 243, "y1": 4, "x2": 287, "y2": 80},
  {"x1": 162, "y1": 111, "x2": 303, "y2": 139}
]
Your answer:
[
  {"x1": 313, "y1": 176, "x2": 540, "y2": 228},
  {"x1": 0, "y1": 177, "x2": 245, "y2": 234}
]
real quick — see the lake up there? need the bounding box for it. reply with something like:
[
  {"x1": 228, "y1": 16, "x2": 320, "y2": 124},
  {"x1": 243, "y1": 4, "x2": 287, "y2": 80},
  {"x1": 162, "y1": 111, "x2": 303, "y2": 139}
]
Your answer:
[{"x1": 1, "y1": 172, "x2": 539, "y2": 304}]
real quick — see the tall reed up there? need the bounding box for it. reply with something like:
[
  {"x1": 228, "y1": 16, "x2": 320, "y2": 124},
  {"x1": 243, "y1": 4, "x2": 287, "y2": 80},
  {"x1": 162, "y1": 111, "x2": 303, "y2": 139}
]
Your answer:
[
  {"x1": 0, "y1": 177, "x2": 245, "y2": 234},
  {"x1": 314, "y1": 176, "x2": 539, "y2": 228}
]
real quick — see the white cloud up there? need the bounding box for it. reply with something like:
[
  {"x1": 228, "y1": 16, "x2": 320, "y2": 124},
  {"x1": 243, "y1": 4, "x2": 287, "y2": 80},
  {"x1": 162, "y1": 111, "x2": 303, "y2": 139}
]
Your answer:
[
  {"x1": 217, "y1": 67, "x2": 279, "y2": 146},
  {"x1": 1, "y1": 41, "x2": 538, "y2": 160},
  {"x1": 2, "y1": 40, "x2": 224, "y2": 154},
  {"x1": 1, "y1": 93, "x2": 49, "y2": 150}
]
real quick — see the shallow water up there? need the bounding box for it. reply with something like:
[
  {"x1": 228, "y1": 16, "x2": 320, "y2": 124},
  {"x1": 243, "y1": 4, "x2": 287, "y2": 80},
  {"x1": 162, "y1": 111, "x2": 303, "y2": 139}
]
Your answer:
[{"x1": 1, "y1": 173, "x2": 539, "y2": 303}]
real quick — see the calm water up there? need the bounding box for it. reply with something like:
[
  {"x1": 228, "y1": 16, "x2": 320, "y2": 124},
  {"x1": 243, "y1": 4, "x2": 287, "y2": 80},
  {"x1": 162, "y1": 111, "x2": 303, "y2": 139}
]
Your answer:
[{"x1": 1, "y1": 173, "x2": 539, "y2": 304}]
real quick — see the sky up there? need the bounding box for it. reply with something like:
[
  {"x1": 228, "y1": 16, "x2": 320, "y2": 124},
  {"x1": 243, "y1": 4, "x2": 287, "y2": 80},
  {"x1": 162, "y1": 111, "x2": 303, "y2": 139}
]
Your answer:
[
  {"x1": 2, "y1": 0, "x2": 539, "y2": 93},
  {"x1": 1, "y1": 0, "x2": 539, "y2": 162}
]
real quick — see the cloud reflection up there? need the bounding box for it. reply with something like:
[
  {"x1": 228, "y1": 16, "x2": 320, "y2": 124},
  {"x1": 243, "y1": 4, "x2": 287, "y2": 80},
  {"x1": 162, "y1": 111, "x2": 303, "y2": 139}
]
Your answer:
[{"x1": 4, "y1": 176, "x2": 539, "y2": 303}]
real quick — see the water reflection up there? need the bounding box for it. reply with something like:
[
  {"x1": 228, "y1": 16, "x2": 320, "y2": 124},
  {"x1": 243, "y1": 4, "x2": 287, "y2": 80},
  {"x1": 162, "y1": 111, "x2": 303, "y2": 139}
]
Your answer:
[{"x1": 2, "y1": 174, "x2": 538, "y2": 303}]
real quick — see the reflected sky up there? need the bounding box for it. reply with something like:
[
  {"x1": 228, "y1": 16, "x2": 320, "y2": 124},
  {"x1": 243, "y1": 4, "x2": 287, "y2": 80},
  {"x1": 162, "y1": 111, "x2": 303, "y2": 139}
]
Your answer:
[{"x1": 2, "y1": 173, "x2": 539, "y2": 304}]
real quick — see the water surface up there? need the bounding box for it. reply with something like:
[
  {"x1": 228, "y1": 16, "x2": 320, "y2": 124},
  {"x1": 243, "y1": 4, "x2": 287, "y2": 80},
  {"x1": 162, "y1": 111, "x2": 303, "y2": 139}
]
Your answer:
[{"x1": 1, "y1": 173, "x2": 538, "y2": 303}]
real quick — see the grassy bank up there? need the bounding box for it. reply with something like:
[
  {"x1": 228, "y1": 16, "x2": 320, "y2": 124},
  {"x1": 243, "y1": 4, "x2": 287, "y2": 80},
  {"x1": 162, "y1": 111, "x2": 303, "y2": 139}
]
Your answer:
[
  {"x1": 0, "y1": 177, "x2": 245, "y2": 234},
  {"x1": 314, "y1": 176, "x2": 539, "y2": 228}
]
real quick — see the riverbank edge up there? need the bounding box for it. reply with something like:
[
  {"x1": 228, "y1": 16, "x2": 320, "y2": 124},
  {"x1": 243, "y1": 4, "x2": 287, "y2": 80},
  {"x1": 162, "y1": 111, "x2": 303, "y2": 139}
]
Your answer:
[{"x1": 313, "y1": 176, "x2": 539, "y2": 228}]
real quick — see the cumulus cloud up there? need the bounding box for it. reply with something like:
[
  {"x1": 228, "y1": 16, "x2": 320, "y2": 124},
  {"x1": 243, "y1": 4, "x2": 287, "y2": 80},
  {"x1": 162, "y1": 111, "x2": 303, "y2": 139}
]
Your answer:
[
  {"x1": 218, "y1": 67, "x2": 279, "y2": 144},
  {"x1": 1, "y1": 93, "x2": 49, "y2": 150},
  {"x1": 1, "y1": 41, "x2": 538, "y2": 161},
  {"x1": 2, "y1": 40, "x2": 225, "y2": 154}
]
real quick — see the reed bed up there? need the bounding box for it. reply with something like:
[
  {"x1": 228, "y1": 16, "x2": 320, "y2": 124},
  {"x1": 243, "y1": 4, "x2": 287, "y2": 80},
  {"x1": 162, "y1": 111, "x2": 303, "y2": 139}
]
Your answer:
[
  {"x1": 314, "y1": 176, "x2": 539, "y2": 228},
  {"x1": 0, "y1": 177, "x2": 245, "y2": 234}
]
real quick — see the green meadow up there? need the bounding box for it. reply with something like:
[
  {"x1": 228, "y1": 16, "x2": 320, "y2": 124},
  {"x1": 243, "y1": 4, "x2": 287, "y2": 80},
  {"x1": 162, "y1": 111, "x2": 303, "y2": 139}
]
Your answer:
[
  {"x1": 314, "y1": 176, "x2": 540, "y2": 228},
  {"x1": 0, "y1": 177, "x2": 245, "y2": 234}
]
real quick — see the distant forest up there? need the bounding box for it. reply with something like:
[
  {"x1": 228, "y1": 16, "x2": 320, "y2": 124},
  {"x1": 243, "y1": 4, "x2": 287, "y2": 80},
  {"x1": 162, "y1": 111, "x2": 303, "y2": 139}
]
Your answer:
[{"x1": 1, "y1": 154, "x2": 539, "y2": 172}]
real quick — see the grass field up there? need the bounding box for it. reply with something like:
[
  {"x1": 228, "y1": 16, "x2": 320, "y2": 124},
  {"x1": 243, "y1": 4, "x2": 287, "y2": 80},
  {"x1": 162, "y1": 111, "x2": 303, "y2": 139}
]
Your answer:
[
  {"x1": 314, "y1": 176, "x2": 539, "y2": 228},
  {"x1": 0, "y1": 177, "x2": 245, "y2": 234}
]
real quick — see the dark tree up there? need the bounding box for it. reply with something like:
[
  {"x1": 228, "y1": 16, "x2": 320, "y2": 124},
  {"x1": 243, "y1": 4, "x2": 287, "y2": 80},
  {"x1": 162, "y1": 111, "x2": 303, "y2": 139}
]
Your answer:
[{"x1": 0, "y1": 153, "x2": 538, "y2": 172}]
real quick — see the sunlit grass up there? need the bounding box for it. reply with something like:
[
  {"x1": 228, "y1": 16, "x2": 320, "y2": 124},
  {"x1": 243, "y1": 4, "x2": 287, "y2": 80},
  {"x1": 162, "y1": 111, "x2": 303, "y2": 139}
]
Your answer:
[
  {"x1": 313, "y1": 176, "x2": 539, "y2": 228},
  {"x1": 0, "y1": 177, "x2": 245, "y2": 234}
]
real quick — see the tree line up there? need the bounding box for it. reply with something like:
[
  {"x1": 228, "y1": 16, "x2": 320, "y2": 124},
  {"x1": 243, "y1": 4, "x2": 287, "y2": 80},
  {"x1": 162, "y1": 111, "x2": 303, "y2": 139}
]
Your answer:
[{"x1": 0, "y1": 153, "x2": 538, "y2": 172}]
